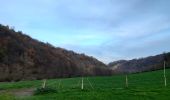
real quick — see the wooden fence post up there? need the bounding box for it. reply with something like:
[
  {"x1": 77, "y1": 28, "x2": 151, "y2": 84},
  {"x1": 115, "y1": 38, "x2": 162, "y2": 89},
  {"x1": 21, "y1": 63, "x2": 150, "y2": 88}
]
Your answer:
[
  {"x1": 126, "y1": 75, "x2": 128, "y2": 88},
  {"x1": 164, "y1": 61, "x2": 167, "y2": 87},
  {"x1": 42, "y1": 79, "x2": 46, "y2": 88},
  {"x1": 81, "y1": 77, "x2": 84, "y2": 90}
]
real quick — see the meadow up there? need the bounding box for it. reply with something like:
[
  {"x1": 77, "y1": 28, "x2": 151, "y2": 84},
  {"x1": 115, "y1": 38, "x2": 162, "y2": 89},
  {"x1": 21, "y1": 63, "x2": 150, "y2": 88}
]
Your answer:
[{"x1": 0, "y1": 69, "x2": 170, "y2": 100}]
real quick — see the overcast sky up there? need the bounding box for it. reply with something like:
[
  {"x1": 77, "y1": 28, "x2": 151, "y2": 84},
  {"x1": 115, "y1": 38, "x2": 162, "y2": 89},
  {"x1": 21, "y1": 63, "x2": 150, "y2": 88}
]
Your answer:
[{"x1": 0, "y1": 0, "x2": 170, "y2": 63}]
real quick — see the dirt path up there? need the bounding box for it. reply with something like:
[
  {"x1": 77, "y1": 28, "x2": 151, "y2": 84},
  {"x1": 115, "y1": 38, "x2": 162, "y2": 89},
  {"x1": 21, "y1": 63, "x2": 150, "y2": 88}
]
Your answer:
[
  {"x1": 0, "y1": 88, "x2": 35, "y2": 97},
  {"x1": 12, "y1": 88, "x2": 35, "y2": 97}
]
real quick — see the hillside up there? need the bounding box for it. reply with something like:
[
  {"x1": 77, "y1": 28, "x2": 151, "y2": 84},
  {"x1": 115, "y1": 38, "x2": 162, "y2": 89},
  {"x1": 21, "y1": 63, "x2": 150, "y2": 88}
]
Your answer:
[
  {"x1": 108, "y1": 53, "x2": 170, "y2": 74},
  {"x1": 0, "y1": 24, "x2": 112, "y2": 82}
]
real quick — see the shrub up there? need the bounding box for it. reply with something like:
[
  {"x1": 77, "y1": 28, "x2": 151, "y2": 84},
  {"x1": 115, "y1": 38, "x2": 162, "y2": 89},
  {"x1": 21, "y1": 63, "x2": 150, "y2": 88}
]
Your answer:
[{"x1": 34, "y1": 87, "x2": 58, "y2": 95}]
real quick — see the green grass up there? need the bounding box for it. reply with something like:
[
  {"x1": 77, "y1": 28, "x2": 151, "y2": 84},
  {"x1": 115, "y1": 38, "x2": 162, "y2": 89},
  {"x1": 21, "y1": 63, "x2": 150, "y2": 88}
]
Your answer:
[{"x1": 0, "y1": 69, "x2": 170, "y2": 100}]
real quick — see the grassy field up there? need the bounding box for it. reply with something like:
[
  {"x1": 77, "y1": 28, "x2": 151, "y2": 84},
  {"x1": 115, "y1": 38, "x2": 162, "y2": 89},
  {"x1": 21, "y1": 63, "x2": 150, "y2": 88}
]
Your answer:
[{"x1": 0, "y1": 69, "x2": 170, "y2": 100}]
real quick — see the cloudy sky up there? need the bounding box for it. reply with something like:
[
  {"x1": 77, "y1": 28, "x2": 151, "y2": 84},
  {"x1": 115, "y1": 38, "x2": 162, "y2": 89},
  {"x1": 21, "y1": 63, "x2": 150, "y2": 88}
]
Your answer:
[{"x1": 0, "y1": 0, "x2": 170, "y2": 63}]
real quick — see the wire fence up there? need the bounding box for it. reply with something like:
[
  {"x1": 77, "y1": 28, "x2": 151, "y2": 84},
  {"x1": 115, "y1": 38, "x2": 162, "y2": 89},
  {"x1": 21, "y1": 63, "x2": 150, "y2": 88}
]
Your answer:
[
  {"x1": 39, "y1": 69, "x2": 170, "y2": 91},
  {"x1": 0, "y1": 69, "x2": 169, "y2": 91}
]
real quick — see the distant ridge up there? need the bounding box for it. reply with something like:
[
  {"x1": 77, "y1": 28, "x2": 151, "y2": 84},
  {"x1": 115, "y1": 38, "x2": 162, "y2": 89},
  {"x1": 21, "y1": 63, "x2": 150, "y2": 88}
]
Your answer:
[{"x1": 108, "y1": 53, "x2": 170, "y2": 74}]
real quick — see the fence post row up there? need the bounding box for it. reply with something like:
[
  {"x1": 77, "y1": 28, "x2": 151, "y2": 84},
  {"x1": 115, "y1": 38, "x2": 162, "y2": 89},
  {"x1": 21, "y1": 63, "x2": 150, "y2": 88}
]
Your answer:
[{"x1": 40, "y1": 59, "x2": 168, "y2": 89}]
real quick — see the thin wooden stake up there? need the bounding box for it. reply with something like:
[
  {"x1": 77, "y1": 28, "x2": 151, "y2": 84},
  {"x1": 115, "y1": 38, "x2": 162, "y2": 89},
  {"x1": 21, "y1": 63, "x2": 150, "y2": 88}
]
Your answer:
[
  {"x1": 164, "y1": 61, "x2": 167, "y2": 87},
  {"x1": 126, "y1": 75, "x2": 128, "y2": 88},
  {"x1": 58, "y1": 79, "x2": 61, "y2": 88},
  {"x1": 87, "y1": 78, "x2": 94, "y2": 89},
  {"x1": 81, "y1": 77, "x2": 84, "y2": 90},
  {"x1": 42, "y1": 79, "x2": 46, "y2": 88}
]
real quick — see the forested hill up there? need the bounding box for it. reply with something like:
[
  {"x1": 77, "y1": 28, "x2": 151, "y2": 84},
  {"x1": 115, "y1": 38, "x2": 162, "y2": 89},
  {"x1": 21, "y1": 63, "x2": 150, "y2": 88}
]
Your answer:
[
  {"x1": 108, "y1": 52, "x2": 170, "y2": 74},
  {"x1": 0, "y1": 24, "x2": 112, "y2": 82}
]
